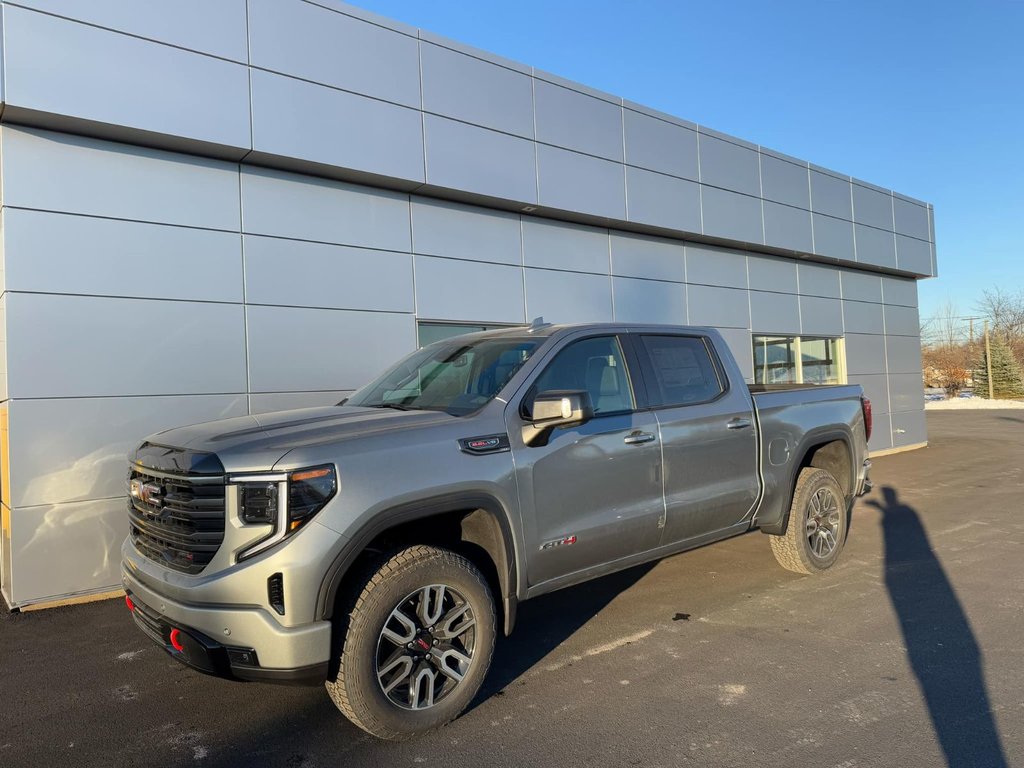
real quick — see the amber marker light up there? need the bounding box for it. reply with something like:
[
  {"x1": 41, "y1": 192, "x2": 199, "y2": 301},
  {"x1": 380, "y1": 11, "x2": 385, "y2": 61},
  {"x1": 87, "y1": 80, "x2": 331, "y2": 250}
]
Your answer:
[{"x1": 290, "y1": 468, "x2": 332, "y2": 482}]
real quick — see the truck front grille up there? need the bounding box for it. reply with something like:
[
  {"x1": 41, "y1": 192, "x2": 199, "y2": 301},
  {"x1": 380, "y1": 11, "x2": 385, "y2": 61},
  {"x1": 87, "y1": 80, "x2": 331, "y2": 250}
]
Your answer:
[{"x1": 128, "y1": 464, "x2": 227, "y2": 575}]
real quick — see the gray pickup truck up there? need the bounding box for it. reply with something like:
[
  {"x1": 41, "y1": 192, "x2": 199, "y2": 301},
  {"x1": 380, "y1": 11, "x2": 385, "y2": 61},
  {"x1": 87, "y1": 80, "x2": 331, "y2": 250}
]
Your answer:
[{"x1": 122, "y1": 322, "x2": 871, "y2": 740}]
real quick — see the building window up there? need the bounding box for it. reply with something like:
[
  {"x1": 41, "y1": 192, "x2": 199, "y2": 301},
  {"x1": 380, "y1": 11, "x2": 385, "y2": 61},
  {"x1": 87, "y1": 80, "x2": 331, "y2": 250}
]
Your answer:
[
  {"x1": 753, "y1": 335, "x2": 846, "y2": 385},
  {"x1": 417, "y1": 322, "x2": 515, "y2": 347}
]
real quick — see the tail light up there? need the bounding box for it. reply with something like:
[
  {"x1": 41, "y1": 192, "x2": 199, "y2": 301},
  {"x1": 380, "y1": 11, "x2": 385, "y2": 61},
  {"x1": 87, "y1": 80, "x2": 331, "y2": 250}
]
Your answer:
[{"x1": 861, "y1": 396, "x2": 873, "y2": 442}]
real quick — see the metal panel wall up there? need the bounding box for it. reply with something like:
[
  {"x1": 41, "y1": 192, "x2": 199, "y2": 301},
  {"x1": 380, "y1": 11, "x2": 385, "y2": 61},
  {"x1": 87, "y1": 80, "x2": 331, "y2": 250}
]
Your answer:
[
  {"x1": 611, "y1": 278, "x2": 687, "y2": 324},
  {"x1": 3, "y1": 5, "x2": 251, "y2": 152},
  {"x1": 525, "y1": 269, "x2": 614, "y2": 324},
  {"x1": 420, "y1": 41, "x2": 534, "y2": 138},
  {"x1": 247, "y1": 0, "x2": 420, "y2": 108},
  {"x1": 249, "y1": 69, "x2": 425, "y2": 182},
  {"x1": 412, "y1": 198, "x2": 523, "y2": 265},
  {"x1": 12, "y1": 0, "x2": 250, "y2": 60},
  {"x1": 798, "y1": 263, "x2": 842, "y2": 298},
  {"x1": 523, "y1": 219, "x2": 608, "y2": 274},
  {"x1": 610, "y1": 234, "x2": 685, "y2": 282},
  {"x1": 760, "y1": 152, "x2": 810, "y2": 208},
  {"x1": 0, "y1": 0, "x2": 937, "y2": 277},
  {"x1": 625, "y1": 167, "x2": 702, "y2": 232},
  {"x1": 423, "y1": 114, "x2": 538, "y2": 204},
  {"x1": 623, "y1": 109, "x2": 698, "y2": 180}
]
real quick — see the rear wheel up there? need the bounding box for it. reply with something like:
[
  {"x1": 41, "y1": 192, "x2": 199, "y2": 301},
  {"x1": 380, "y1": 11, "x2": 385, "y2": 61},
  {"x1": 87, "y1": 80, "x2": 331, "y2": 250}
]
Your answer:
[
  {"x1": 770, "y1": 467, "x2": 848, "y2": 574},
  {"x1": 326, "y1": 545, "x2": 496, "y2": 740}
]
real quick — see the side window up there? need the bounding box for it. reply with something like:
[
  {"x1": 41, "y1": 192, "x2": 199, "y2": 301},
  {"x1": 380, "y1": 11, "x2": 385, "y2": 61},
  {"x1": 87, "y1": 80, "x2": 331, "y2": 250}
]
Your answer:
[
  {"x1": 529, "y1": 336, "x2": 634, "y2": 415},
  {"x1": 639, "y1": 335, "x2": 724, "y2": 407}
]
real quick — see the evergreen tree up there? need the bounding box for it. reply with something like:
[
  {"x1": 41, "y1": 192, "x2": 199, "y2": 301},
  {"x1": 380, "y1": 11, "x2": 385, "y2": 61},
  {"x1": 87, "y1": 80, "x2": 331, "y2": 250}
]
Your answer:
[{"x1": 974, "y1": 334, "x2": 1024, "y2": 399}]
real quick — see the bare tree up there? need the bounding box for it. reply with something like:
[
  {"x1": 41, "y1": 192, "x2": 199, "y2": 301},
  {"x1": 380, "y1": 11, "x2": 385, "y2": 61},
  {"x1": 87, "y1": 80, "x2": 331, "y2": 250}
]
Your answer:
[
  {"x1": 921, "y1": 299, "x2": 968, "y2": 348},
  {"x1": 976, "y1": 287, "x2": 1024, "y2": 363},
  {"x1": 921, "y1": 298, "x2": 975, "y2": 396}
]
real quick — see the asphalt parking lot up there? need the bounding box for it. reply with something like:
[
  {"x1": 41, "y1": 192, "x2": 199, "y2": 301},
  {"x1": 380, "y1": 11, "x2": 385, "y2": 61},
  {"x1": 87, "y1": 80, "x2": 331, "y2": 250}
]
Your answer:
[{"x1": 2, "y1": 410, "x2": 1022, "y2": 768}]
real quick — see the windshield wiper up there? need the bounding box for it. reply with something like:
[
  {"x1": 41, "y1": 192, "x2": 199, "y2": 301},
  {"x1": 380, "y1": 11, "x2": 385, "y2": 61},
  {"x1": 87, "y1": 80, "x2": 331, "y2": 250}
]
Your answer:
[{"x1": 368, "y1": 403, "x2": 418, "y2": 411}]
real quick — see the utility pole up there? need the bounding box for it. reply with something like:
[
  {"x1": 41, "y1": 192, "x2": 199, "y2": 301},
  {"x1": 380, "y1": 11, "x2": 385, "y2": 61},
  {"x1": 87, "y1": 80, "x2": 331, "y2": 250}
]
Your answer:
[
  {"x1": 985, "y1": 320, "x2": 994, "y2": 400},
  {"x1": 969, "y1": 317, "x2": 974, "y2": 345}
]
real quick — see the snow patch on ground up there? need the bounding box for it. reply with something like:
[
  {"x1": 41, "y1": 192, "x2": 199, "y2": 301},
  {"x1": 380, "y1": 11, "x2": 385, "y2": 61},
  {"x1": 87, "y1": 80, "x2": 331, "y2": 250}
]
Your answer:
[
  {"x1": 925, "y1": 398, "x2": 1024, "y2": 410},
  {"x1": 717, "y1": 684, "x2": 747, "y2": 706},
  {"x1": 542, "y1": 628, "x2": 655, "y2": 672}
]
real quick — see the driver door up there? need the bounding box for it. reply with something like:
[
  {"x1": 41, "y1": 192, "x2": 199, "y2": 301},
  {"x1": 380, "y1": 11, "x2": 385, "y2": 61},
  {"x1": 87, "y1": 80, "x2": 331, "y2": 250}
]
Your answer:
[{"x1": 508, "y1": 334, "x2": 665, "y2": 588}]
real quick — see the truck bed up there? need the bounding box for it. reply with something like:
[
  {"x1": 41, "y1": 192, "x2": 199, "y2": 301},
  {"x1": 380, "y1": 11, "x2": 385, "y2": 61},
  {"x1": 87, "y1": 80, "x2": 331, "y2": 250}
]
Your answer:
[
  {"x1": 749, "y1": 383, "x2": 863, "y2": 408},
  {"x1": 748, "y1": 383, "x2": 848, "y2": 394}
]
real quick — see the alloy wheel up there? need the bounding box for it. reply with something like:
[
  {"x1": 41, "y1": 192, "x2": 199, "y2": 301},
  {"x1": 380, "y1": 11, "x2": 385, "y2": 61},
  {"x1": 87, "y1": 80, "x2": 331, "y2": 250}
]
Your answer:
[
  {"x1": 375, "y1": 584, "x2": 477, "y2": 710},
  {"x1": 805, "y1": 487, "x2": 841, "y2": 559}
]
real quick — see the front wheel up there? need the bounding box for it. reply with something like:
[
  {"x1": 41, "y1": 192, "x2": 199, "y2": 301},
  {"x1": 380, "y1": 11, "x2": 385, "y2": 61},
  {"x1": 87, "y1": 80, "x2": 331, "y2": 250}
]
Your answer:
[
  {"x1": 770, "y1": 467, "x2": 848, "y2": 574},
  {"x1": 326, "y1": 545, "x2": 496, "y2": 741}
]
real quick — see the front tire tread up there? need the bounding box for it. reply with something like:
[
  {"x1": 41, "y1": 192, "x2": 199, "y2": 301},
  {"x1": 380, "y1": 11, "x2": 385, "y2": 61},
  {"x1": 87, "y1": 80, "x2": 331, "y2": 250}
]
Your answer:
[{"x1": 326, "y1": 544, "x2": 495, "y2": 741}]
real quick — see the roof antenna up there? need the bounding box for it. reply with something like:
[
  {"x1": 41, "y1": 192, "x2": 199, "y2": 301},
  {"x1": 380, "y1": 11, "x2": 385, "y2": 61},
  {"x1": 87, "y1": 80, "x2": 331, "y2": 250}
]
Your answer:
[{"x1": 527, "y1": 316, "x2": 550, "y2": 333}]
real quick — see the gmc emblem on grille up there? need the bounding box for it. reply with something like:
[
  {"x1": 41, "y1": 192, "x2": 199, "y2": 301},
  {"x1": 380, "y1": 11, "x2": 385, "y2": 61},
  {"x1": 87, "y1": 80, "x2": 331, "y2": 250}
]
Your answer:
[{"x1": 130, "y1": 478, "x2": 164, "y2": 509}]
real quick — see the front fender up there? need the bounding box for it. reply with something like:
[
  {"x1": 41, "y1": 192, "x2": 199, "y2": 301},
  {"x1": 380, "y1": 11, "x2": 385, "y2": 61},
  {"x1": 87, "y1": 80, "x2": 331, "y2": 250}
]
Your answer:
[{"x1": 314, "y1": 491, "x2": 521, "y2": 632}]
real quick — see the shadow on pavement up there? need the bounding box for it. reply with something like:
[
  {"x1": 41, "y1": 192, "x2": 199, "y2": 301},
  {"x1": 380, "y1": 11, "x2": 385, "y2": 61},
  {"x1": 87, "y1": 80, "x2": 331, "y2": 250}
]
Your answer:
[
  {"x1": 870, "y1": 486, "x2": 1007, "y2": 768},
  {"x1": 473, "y1": 561, "x2": 655, "y2": 705},
  {"x1": 198, "y1": 562, "x2": 655, "y2": 767}
]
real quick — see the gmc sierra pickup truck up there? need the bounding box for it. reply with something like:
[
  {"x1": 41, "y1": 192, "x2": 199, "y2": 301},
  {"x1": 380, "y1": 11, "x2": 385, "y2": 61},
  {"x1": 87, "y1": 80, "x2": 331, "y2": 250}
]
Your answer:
[{"x1": 122, "y1": 322, "x2": 871, "y2": 740}]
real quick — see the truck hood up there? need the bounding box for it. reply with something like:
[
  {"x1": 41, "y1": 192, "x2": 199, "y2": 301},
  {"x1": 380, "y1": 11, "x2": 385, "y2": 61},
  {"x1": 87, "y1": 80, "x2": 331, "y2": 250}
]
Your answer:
[{"x1": 141, "y1": 405, "x2": 457, "y2": 473}]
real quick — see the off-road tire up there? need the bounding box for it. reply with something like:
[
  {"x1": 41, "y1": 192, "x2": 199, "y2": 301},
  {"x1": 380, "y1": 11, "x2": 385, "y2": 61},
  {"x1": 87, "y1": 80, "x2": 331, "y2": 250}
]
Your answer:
[
  {"x1": 770, "y1": 467, "x2": 848, "y2": 575},
  {"x1": 325, "y1": 545, "x2": 496, "y2": 741}
]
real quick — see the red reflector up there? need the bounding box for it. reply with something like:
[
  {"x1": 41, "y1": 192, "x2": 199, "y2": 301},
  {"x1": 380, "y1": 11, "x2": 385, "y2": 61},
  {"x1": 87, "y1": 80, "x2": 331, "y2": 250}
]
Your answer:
[
  {"x1": 125, "y1": 595, "x2": 135, "y2": 612},
  {"x1": 169, "y1": 628, "x2": 185, "y2": 652}
]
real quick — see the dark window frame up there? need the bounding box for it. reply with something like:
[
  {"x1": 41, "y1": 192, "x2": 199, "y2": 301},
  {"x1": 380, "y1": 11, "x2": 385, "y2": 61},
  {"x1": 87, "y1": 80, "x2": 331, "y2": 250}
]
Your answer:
[{"x1": 519, "y1": 334, "x2": 639, "y2": 421}]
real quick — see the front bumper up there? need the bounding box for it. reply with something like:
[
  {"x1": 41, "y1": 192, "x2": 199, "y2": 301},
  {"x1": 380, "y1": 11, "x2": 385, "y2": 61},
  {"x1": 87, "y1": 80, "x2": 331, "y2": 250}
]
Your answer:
[
  {"x1": 121, "y1": 529, "x2": 340, "y2": 681},
  {"x1": 124, "y1": 590, "x2": 328, "y2": 685}
]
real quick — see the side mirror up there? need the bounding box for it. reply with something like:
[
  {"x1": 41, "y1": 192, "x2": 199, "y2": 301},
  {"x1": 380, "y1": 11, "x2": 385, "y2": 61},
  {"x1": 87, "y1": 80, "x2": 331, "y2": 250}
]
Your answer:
[{"x1": 522, "y1": 390, "x2": 594, "y2": 446}]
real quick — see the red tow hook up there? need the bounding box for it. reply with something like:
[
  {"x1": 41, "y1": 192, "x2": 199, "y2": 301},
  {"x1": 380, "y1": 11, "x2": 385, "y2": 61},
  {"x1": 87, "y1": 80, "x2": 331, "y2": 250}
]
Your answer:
[{"x1": 169, "y1": 628, "x2": 185, "y2": 653}]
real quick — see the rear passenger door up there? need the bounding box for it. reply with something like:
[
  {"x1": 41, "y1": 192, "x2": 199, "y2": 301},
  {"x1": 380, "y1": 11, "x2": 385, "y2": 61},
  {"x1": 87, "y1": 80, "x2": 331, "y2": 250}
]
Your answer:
[{"x1": 633, "y1": 334, "x2": 759, "y2": 544}]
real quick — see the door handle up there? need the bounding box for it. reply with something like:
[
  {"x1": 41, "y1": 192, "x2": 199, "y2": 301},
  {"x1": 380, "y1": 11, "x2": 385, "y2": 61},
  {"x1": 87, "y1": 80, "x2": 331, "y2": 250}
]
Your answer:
[
  {"x1": 624, "y1": 431, "x2": 657, "y2": 445},
  {"x1": 727, "y1": 418, "x2": 752, "y2": 430}
]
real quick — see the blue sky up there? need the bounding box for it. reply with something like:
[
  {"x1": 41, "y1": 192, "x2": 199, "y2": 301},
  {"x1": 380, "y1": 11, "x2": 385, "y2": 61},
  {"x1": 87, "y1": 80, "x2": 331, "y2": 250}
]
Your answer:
[{"x1": 355, "y1": 0, "x2": 1023, "y2": 321}]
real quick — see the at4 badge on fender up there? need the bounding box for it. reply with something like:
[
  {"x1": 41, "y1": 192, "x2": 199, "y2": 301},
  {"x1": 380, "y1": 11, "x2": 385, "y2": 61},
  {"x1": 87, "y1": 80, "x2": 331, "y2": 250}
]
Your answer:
[
  {"x1": 458, "y1": 434, "x2": 511, "y2": 455},
  {"x1": 540, "y1": 535, "x2": 577, "y2": 551}
]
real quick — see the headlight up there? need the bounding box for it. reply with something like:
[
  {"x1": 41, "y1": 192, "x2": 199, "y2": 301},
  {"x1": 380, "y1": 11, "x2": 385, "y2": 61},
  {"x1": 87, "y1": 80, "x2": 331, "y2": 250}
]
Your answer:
[
  {"x1": 287, "y1": 467, "x2": 337, "y2": 529},
  {"x1": 239, "y1": 482, "x2": 279, "y2": 525},
  {"x1": 234, "y1": 465, "x2": 337, "y2": 561}
]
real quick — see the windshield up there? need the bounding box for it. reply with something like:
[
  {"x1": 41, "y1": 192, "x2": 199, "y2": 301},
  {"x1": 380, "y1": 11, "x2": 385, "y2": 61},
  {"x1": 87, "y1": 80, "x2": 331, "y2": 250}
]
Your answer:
[{"x1": 346, "y1": 336, "x2": 542, "y2": 416}]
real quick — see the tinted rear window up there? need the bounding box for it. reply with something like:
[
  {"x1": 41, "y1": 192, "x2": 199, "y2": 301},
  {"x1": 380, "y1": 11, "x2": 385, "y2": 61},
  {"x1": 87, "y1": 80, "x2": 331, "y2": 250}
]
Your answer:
[{"x1": 639, "y1": 335, "x2": 724, "y2": 407}]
